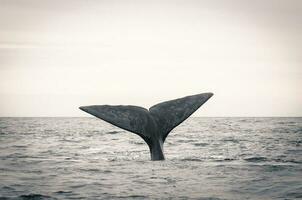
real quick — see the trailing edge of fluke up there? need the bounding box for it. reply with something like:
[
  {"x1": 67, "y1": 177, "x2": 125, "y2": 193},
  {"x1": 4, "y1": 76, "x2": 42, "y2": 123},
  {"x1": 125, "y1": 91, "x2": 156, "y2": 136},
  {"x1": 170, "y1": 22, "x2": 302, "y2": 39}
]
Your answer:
[{"x1": 79, "y1": 92, "x2": 213, "y2": 161}]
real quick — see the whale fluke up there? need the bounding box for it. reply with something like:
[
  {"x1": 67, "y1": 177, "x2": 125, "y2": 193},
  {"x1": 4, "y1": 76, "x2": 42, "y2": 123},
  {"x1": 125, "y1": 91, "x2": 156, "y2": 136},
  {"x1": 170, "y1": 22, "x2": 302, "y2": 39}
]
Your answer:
[{"x1": 79, "y1": 92, "x2": 213, "y2": 160}]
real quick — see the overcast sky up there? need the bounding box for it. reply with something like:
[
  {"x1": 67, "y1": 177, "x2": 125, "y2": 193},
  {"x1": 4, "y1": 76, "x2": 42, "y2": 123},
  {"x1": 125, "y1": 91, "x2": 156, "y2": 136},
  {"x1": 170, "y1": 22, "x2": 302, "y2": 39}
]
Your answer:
[{"x1": 0, "y1": 0, "x2": 301, "y2": 117}]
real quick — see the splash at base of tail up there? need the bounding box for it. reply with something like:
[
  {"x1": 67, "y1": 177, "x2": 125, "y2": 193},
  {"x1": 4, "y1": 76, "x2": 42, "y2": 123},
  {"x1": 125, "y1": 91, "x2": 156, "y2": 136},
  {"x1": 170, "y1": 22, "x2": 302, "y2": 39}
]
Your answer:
[{"x1": 80, "y1": 93, "x2": 213, "y2": 160}]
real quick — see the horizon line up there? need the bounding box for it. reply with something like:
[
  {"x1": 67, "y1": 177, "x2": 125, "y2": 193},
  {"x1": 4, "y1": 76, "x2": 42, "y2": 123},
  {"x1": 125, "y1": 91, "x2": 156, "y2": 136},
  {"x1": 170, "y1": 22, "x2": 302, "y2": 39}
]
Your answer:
[{"x1": 0, "y1": 116, "x2": 301, "y2": 118}]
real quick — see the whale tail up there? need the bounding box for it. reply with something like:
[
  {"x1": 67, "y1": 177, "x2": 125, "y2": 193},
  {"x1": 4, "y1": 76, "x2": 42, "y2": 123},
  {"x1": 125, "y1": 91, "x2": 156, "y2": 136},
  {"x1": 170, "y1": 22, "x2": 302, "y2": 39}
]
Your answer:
[
  {"x1": 149, "y1": 93, "x2": 213, "y2": 142},
  {"x1": 79, "y1": 92, "x2": 213, "y2": 160}
]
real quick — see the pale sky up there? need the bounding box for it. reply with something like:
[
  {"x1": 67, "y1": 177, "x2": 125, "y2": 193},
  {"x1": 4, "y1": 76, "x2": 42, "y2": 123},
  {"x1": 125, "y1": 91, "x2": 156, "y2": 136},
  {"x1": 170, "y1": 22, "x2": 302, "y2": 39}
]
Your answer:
[{"x1": 0, "y1": 0, "x2": 301, "y2": 117}]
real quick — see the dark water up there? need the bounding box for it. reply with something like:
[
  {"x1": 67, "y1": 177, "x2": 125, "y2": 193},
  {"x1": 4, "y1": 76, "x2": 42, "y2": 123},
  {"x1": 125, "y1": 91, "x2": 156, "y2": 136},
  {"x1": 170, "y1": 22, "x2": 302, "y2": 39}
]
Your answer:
[{"x1": 0, "y1": 117, "x2": 301, "y2": 200}]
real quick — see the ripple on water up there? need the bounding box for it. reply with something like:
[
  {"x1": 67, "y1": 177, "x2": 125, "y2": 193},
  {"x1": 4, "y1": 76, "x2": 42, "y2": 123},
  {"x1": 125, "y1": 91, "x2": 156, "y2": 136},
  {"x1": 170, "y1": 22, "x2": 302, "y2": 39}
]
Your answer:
[
  {"x1": 215, "y1": 158, "x2": 237, "y2": 162},
  {"x1": 179, "y1": 157, "x2": 203, "y2": 162},
  {"x1": 0, "y1": 117, "x2": 301, "y2": 199},
  {"x1": 193, "y1": 142, "x2": 209, "y2": 147},
  {"x1": 244, "y1": 156, "x2": 268, "y2": 162},
  {"x1": 115, "y1": 195, "x2": 147, "y2": 199},
  {"x1": 107, "y1": 131, "x2": 121, "y2": 135},
  {"x1": 15, "y1": 194, "x2": 54, "y2": 200},
  {"x1": 263, "y1": 165, "x2": 291, "y2": 172},
  {"x1": 129, "y1": 141, "x2": 145, "y2": 145},
  {"x1": 54, "y1": 190, "x2": 73, "y2": 194}
]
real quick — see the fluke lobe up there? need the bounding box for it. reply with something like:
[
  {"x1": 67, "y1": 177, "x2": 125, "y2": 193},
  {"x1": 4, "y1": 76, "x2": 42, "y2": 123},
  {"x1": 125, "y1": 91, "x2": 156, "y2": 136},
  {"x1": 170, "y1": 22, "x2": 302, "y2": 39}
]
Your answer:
[{"x1": 79, "y1": 93, "x2": 213, "y2": 161}]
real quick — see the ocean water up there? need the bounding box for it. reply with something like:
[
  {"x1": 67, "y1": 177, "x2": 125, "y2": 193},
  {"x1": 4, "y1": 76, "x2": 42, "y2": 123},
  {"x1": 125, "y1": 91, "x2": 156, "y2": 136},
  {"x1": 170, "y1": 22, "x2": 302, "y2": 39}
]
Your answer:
[{"x1": 0, "y1": 117, "x2": 301, "y2": 200}]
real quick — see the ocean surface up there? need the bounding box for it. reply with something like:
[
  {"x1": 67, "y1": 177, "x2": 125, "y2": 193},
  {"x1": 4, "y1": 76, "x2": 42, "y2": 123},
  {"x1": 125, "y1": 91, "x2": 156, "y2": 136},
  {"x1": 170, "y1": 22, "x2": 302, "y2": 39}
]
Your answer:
[{"x1": 0, "y1": 117, "x2": 301, "y2": 200}]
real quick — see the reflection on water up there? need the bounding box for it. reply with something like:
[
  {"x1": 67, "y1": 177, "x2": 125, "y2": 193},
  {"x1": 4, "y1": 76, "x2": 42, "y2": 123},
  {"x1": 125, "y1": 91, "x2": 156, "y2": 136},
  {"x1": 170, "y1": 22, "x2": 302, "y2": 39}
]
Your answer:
[{"x1": 0, "y1": 117, "x2": 301, "y2": 199}]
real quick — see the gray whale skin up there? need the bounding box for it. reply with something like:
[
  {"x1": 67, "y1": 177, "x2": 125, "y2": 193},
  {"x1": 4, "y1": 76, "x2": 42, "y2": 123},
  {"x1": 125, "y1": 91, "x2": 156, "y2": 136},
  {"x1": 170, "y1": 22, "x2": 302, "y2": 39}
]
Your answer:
[{"x1": 79, "y1": 92, "x2": 213, "y2": 161}]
